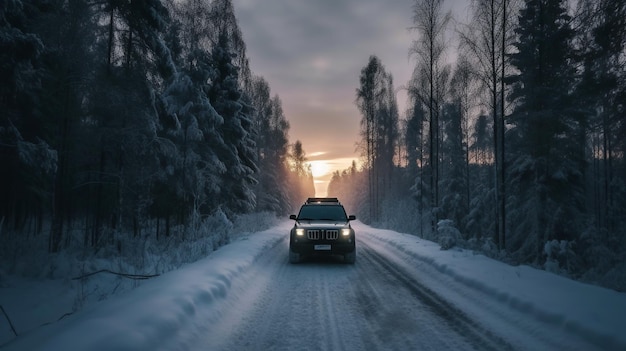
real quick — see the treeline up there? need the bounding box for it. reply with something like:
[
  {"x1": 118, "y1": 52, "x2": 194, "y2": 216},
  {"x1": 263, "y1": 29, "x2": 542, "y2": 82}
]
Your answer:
[
  {"x1": 0, "y1": 0, "x2": 314, "y2": 252},
  {"x1": 329, "y1": 0, "x2": 625, "y2": 289}
]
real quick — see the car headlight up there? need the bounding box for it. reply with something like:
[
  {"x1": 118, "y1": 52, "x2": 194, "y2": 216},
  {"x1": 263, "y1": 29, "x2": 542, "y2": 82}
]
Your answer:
[
  {"x1": 296, "y1": 228, "x2": 305, "y2": 236},
  {"x1": 341, "y1": 228, "x2": 351, "y2": 236}
]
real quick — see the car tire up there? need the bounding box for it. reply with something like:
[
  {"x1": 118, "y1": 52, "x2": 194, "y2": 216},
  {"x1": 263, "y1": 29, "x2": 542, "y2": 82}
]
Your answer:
[
  {"x1": 289, "y1": 250, "x2": 300, "y2": 264},
  {"x1": 344, "y1": 251, "x2": 356, "y2": 264}
]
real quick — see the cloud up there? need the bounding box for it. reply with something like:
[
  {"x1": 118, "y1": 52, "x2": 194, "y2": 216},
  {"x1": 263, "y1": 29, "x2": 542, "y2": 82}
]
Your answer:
[
  {"x1": 234, "y1": 0, "x2": 469, "y2": 194},
  {"x1": 234, "y1": 0, "x2": 417, "y2": 163}
]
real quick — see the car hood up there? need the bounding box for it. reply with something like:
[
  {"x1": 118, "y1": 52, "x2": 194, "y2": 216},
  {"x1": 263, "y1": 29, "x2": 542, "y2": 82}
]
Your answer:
[{"x1": 295, "y1": 221, "x2": 350, "y2": 228}]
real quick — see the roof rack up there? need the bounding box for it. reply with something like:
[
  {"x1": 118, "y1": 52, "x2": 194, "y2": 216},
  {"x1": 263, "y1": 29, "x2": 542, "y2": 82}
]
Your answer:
[{"x1": 306, "y1": 197, "x2": 339, "y2": 204}]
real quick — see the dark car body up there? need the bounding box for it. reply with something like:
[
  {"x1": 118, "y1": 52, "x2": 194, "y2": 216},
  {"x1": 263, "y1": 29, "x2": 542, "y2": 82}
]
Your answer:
[{"x1": 289, "y1": 198, "x2": 356, "y2": 264}]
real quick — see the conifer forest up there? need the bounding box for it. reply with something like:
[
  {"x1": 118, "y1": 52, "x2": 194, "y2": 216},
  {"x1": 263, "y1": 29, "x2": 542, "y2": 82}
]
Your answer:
[{"x1": 1, "y1": 0, "x2": 625, "y2": 290}]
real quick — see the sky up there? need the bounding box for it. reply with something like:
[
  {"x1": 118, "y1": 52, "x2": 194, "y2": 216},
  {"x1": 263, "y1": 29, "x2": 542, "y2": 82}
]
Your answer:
[{"x1": 233, "y1": 0, "x2": 469, "y2": 196}]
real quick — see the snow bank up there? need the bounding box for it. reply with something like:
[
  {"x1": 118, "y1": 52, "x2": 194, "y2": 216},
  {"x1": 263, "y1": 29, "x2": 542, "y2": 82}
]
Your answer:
[
  {"x1": 1, "y1": 226, "x2": 286, "y2": 351},
  {"x1": 363, "y1": 225, "x2": 626, "y2": 350}
]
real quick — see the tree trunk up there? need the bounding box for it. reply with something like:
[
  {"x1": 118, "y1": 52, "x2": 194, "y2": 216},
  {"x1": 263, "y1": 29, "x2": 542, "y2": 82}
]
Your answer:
[
  {"x1": 49, "y1": 76, "x2": 73, "y2": 252},
  {"x1": 499, "y1": 0, "x2": 507, "y2": 251},
  {"x1": 94, "y1": 142, "x2": 105, "y2": 247}
]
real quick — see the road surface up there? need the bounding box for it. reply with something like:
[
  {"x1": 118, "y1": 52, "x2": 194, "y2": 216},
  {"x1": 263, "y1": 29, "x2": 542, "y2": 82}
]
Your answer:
[{"x1": 196, "y1": 223, "x2": 600, "y2": 351}]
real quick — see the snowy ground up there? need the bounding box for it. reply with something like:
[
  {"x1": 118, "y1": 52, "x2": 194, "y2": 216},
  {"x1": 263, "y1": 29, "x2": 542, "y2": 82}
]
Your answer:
[{"x1": 1, "y1": 221, "x2": 625, "y2": 350}]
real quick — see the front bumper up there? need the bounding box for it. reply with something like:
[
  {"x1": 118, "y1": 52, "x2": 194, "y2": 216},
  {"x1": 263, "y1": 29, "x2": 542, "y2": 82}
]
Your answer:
[{"x1": 289, "y1": 235, "x2": 355, "y2": 255}]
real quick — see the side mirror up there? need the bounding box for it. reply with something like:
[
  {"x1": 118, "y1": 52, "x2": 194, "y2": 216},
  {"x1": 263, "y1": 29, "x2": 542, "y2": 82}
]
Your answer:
[
  {"x1": 348, "y1": 215, "x2": 356, "y2": 221},
  {"x1": 289, "y1": 214, "x2": 297, "y2": 220}
]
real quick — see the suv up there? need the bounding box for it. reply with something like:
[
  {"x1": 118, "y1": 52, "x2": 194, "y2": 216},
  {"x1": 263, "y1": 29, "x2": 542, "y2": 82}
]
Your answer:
[{"x1": 289, "y1": 197, "x2": 356, "y2": 264}]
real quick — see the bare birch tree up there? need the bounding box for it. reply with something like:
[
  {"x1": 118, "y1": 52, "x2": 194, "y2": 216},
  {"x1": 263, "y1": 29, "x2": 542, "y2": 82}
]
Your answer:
[
  {"x1": 458, "y1": 0, "x2": 519, "y2": 250},
  {"x1": 410, "y1": 0, "x2": 451, "y2": 234}
]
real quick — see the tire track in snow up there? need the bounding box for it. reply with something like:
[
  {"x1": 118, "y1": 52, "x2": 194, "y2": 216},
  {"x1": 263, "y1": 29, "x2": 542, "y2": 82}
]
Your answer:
[
  {"x1": 205, "y1": 228, "x2": 587, "y2": 350},
  {"x1": 359, "y1": 229, "x2": 608, "y2": 351},
  {"x1": 350, "y1": 251, "x2": 434, "y2": 350},
  {"x1": 207, "y1": 237, "x2": 357, "y2": 351},
  {"x1": 358, "y1": 239, "x2": 515, "y2": 351},
  {"x1": 321, "y1": 279, "x2": 347, "y2": 351},
  {"x1": 204, "y1": 233, "x2": 514, "y2": 350}
]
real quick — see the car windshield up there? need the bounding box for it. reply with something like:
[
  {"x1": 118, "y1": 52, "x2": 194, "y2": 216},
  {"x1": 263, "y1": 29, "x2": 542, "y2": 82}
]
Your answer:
[{"x1": 297, "y1": 205, "x2": 347, "y2": 221}]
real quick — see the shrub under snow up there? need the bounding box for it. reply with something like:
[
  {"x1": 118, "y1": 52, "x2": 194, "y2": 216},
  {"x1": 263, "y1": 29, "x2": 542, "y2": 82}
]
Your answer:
[{"x1": 437, "y1": 219, "x2": 462, "y2": 250}]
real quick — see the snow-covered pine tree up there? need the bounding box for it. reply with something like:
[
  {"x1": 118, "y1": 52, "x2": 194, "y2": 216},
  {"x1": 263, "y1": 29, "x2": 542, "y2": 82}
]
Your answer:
[
  {"x1": 160, "y1": 68, "x2": 225, "y2": 219},
  {"x1": 247, "y1": 76, "x2": 291, "y2": 214},
  {"x1": 440, "y1": 101, "x2": 467, "y2": 234},
  {"x1": 153, "y1": 0, "x2": 228, "y2": 235},
  {"x1": 80, "y1": 0, "x2": 177, "y2": 246},
  {"x1": 264, "y1": 95, "x2": 291, "y2": 213},
  {"x1": 570, "y1": 0, "x2": 626, "y2": 281},
  {"x1": 356, "y1": 55, "x2": 399, "y2": 222},
  {"x1": 0, "y1": 0, "x2": 47, "y2": 242},
  {"x1": 507, "y1": 0, "x2": 585, "y2": 264},
  {"x1": 35, "y1": 0, "x2": 98, "y2": 250},
  {"x1": 208, "y1": 0, "x2": 252, "y2": 89},
  {"x1": 439, "y1": 59, "x2": 473, "y2": 237},
  {"x1": 207, "y1": 32, "x2": 258, "y2": 215},
  {"x1": 464, "y1": 112, "x2": 496, "y2": 243}
]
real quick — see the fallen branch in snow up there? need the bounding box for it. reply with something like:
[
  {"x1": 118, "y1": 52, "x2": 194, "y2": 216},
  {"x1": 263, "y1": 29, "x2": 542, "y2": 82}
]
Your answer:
[
  {"x1": 0, "y1": 305, "x2": 18, "y2": 337},
  {"x1": 39, "y1": 311, "x2": 75, "y2": 328},
  {"x1": 57, "y1": 312, "x2": 74, "y2": 321},
  {"x1": 71, "y1": 269, "x2": 160, "y2": 281},
  {"x1": 0, "y1": 304, "x2": 76, "y2": 343}
]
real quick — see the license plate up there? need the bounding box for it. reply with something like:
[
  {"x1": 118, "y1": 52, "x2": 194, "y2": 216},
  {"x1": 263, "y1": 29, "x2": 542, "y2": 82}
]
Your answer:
[{"x1": 314, "y1": 244, "x2": 331, "y2": 251}]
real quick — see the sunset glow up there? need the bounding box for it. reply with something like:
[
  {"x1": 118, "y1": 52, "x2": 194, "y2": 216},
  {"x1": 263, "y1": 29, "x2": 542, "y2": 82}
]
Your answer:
[
  {"x1": 308, "y1": 160, "x2": 330, "y2": 178},
  {"x1": 308, "y1": 157, "x2": 358, "y2": 197},
  {"x1": 234, "y1": 0, "x2": 417, "y2": 184}
]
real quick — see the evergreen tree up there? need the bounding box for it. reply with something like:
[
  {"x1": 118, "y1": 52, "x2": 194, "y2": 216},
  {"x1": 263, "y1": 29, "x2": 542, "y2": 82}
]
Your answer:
[
  {"x1": 440, "y1": 101, "x2": 467, "y2": 233},
  {"x1": 465, "y1": 112, "x2": 495, "y2": 240},
  {"x1": 160, "y1": 69, "x2": 225, "y2": 219},
  {"x1": 209, "y1": 0, "x2": 252, "y2": 89},
  {"x1": 288, "y1": 140, "x2": 315, "y2": 209},
  {"x1": 0, "y1": 0, "x2": 46, "y2": 235},
  {"x1": 248, "y1": 76, "x2": 291, "y2": 214},
  {"x1": 578, "y1": 0, "x2": 626, "y2": 236},
  {"x1": 356, "y1": 55, "x2": 399, "y2": 222},
  {"x1": 327, "y1": 161, "x2": 368, "y2": 221},
  {"x1": 570, "y1": 0, "x2": 626, "y2": 282},
  {"x1": 440, "y1": 59, "x2": 473, "y2": 237},
  {"x1": 36, "y1": 0, "x2": 99, "y2": 250},
  {"x1": 84, "y1": 0, "x2": 175, "y2": 246},
  {"x1": 208, "y1": 32, "x2": 258, "y2": 215},
  {"x1": 507, "y1": 0, "x2": 584, "y2": 264}
]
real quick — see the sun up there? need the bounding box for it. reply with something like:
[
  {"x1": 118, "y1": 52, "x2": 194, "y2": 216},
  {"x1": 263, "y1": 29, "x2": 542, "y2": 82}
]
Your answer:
[{"x1": 308, "y1": 160, "x2": 330, "y2": 178}]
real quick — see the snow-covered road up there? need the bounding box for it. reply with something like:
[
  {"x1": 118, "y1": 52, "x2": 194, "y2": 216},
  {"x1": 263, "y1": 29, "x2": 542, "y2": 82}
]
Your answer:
[
  {"x1": 3, "y1": 221, "x2": 625, "y2": 350},
  {"x1": 200, "y1": 225, "x2": 605, "y2": 351},
  {"x1": 206, "y1": 235, "x2": 514, "y2": 351}
]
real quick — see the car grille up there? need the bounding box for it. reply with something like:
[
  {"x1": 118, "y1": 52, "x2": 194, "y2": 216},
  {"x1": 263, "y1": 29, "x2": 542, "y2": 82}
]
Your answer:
[
  {"x1": 307, "y1": 229, "x2": 339, "y2": 240},
  {"x1": 326, "y1": 230, "x2": 339, "y2": 240}
]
